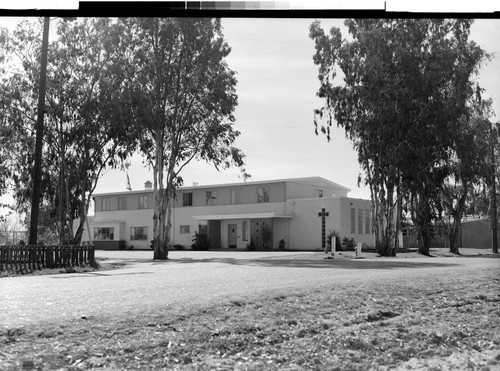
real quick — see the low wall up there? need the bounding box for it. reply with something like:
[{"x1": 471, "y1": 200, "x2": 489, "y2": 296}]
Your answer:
[{"x1": 93, "y1": 240, "x2": 125, "y2": 250}]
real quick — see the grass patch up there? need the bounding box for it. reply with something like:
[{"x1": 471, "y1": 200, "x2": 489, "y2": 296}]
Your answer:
[{"x1": 1, "y1": 266, "x2": 499, "y2": 370}]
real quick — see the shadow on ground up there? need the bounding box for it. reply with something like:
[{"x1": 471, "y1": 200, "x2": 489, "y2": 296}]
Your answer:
[
  {"x1": 161, "y1": 257, "x2": 463, "y2": 269},
  {"x1": 95, "y1": 250, "x2": 498, "y2": 270}
]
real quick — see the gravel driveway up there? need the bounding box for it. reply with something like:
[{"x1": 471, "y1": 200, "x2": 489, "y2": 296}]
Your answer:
[{"x1": 1, "y1": 249, "x2": 498, "y2": 329}]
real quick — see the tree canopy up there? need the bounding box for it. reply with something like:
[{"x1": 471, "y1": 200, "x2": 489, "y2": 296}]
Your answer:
[
  {"x1": 116, "y1": 18, "x2": 244, "y2": 259},
  {"x1": 310, "y1": 19, "x2": 491, "y2": 255},
  {"x1": 0, "y1": 18, "x2": 135, "y2": 244}
]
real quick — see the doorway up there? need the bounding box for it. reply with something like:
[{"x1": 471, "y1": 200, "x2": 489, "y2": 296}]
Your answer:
[{"x1": 228, "y1": 224, "x2": 237, "y2": 248}]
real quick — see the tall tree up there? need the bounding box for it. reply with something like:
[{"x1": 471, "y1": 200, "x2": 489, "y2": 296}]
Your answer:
[
  {"x1": 436, "y1": 116, "x2": 492, "y2": 254},
  {"x1": 2, "y1": 18, "x2": 134, "y2": 244},
  {"x1": 119, "y1": 18, "x2": 244, "y2": 260},
  {"x1": 310, "y1": 19, "x2": 490, "y2": 255}
]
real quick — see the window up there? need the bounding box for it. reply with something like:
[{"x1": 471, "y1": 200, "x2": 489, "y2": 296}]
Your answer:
[
  {"x1": 365, "y1": 209, "x2": 370, "y2": 234},
  {"x1": 139, "y1": 195, "x2": 148, "y2": 209},
  {"x1": 316, "y1": 189, "x2": 323, "y2": 198},
  {"x1": 206, "y1": 190, "x2": 217, "y2": 205},
  {"x1": 183, "y1": 192, "x2": 193, "y2": 206},
  {"x1": 101, "y1": 197, "x2": 110, "y2": 211},
  {"x1": 130, "y1": 226, "x2": 147, "y2": 240},
  {"x1": 94, "y1": 227, "x2": 114, "y2": 240},
  {"x1": 358, "y1": 209, "x2": 363, "y2": 234},
  {"x1": 180, "y1": 225, "x2": 190, "y2": 234},
  {"x1": 257, "y1": 186, "x2": 270, "y2": 202},
  {"x1": 242, "y1": 220, "x2": 249, "y2": 241},
  {"x1": 118, "y1": 196, "x2": 127, "y2": 210},
  {"x1": 350, "y1": 208, "x2": 356, "y2": 234},
  {"x1": 231, "y1": 189, "x2": 242, "y2": 204}
]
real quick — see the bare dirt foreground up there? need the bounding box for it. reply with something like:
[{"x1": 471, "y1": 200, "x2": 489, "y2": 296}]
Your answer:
[{"x1": 1, "y1": 249, "x2": 499, "y2": 370}]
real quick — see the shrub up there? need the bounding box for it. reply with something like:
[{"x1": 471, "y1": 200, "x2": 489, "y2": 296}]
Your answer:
[
  {"x1": 173, "y1": 244, "x2": 185, "y2": 250},
  {"x1": 191, "y1": 231, "x2": 210, "y2": 251},
  {"x1": 326, "y1": 230, "x2": 341, "y2": 250},
  {"x1": 341, "y1": 237, "x2": 356, "y2": 251},
  {"x1": 261, "y1": 224, "x2": 272, "y2": 249},
  {"x1": 246, "y1": 238, "x2": 256, "y2": 250}
]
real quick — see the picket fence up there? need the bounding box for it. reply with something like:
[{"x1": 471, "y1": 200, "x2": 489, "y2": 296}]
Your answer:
[{"x1": 0, "y1": 243, "x2": 95, "y2": 272}]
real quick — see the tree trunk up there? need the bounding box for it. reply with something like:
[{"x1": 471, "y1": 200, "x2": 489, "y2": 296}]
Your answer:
[
  {"x1": 72, "y1": 178, "x2": 88, "y2": 245},
  {"x1": 413, "y1": 193, "x2": 432, "y2": 256},
  {"x1": 374, "y1": 180, "x2": 399, "y2": 257},
  {"x1": 152, "y1": 131, "x2": 169, "y2": 260},
  {"x1": 448, "y1": 188, "x2": 467, "y2": 255}
]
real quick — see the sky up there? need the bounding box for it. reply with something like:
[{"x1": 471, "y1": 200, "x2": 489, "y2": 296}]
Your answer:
[
  {"x1": 0, "y1": 15, "x2": 499, "y2": 218},
  {"x1": 93, "y1": 17, "x2": 500, "y2": 200}
]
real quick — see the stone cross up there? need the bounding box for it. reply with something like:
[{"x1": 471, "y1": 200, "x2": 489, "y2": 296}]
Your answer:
[{"x1": 318, "y1": 208, "x2": 329, "y2": 249}]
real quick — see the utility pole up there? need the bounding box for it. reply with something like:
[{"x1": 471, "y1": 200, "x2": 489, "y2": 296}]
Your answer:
[
  {"x1": 28, "y1": 17, "x2": 50, "y2": 245},
  {"x1": 491, "y1": 122, "x2": 498, "y2": 254}
]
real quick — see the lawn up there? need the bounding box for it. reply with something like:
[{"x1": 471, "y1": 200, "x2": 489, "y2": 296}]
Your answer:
[{"x1": 0, "y1": 250, "x2": 499, "y2": 370}]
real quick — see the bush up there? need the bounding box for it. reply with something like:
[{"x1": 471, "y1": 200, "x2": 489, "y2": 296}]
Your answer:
[
  {"x1": 173, "y1": 244, "x2": 185, "y2": 250},
  {"x1": 341, "y1": 237, "x2": 356, "y2": 251},
  {"x1": 246, "y1": 238, "x2": 256, "y2": 250},
  {"x1": 191, "y1": 231, "x2": 210, "y2": 251},
  {"x1": 261, "y1": 224, "x2": 272, "y2": 249},
  {"x1": 326, "y1": 230, "x2": 341, "y2": 250}
]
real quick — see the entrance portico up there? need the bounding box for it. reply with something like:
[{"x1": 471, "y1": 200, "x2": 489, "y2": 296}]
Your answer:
[{"x1": 193, "y1": 212, "x2": 294, "y2": 249}]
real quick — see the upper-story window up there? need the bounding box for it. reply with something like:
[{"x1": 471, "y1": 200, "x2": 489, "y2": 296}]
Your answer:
[
  {"x1": 316, "y1": 189, "x2": 324, "y2": 198},
  {"x1": 231, "y1": 189, "x2": 242, "y2": 204},
  {"x1": 206, "y1": 190, "x2": 217, "y2": 206},
  {"x1": 101, "y1": 197, "x2": 110, "y2": 211},
  {"x1": 118, "y1": 196, "x2": 127, "y2": 210},
  {"x1": 257, "y1": 186, "x2": 270, "y2": 202},
  {"x1": 139, "y1": 195, "x2": 148, "y2": 209},
  {"x1": 183, "y1": 192, "x2": 193, "y2": 206}
]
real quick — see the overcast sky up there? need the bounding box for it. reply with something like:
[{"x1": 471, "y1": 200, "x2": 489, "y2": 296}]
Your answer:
[
  {"x1": 94, "y1": 17, "x2": 500, "y2": 200},
  {"x1": 0, "y1": 16, "x2": 499, "y2": 218}
]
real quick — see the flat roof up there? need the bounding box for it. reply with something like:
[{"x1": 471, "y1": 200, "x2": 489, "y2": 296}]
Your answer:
[{"x1": 94, "y1": 176, "x2": 350, "y2": 197}]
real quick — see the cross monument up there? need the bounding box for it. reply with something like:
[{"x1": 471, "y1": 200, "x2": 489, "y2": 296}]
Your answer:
[{"x1": 318, "y1": 208, "x2": 329, "y2": 249}]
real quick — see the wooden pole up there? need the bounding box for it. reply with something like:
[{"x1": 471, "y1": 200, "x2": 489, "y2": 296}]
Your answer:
[{"x1": 28, "y1": 17, "x2": 50, "y2": 245}]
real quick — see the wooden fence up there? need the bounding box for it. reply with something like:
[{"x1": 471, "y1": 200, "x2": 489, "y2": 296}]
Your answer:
[{"x1": 0, "y1": 243, "x2": 95, "y2": 272}]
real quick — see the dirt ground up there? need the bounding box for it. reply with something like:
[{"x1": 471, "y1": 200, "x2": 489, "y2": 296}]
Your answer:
[{"x1": 0, "y1": 248, "x2": 499, "y2": 370}]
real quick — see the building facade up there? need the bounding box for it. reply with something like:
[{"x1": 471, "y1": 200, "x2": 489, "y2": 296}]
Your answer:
[{"x1": 86, "y1": 177, "x2": 374, "y2": 250}]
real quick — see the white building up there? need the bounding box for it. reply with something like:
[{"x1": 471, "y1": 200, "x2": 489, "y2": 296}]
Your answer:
[{"x1": 86, "y1": 177, "x2": 374, "y2": 250}]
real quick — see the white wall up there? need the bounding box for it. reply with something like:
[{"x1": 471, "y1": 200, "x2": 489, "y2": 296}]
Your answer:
[
  {"x1": 286, "y1": 197, "x2": 342, "y2": 250},
  {"x1": 339, "y1": 197, "x2": 374, "y2": 247},
  {"x1": 92, "y1": 209, "x2": 153, "y2": 249},
  {"x1": 286, "y1": 179, "x2": 348, "y2": 199}
]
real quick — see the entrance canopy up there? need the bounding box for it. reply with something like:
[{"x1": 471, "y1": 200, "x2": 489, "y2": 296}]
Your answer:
[{"x1": 192, "y1": 212, "x2": 294, "y2": 221}]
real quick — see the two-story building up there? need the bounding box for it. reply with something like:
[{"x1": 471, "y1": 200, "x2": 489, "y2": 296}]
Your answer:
[{"x1": 87, "y1": 176, "x2": 374, "y2": 250}]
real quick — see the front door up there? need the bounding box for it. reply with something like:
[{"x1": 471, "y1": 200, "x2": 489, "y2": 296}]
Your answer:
[{"x1": 228, "y1": 224, "x2": 237, "y2": 248}]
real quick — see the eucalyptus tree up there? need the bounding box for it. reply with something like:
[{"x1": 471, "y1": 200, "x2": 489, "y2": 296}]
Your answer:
[
  {"x1": 436, "y1": 115, "x2": 492, "y2": 254},
  {"x1": 310, "y1": 19, "x2": 490, "y2": 255},
  {"x1": 2, "y1": 18, "x2": 134, "y2": 244},
  {"x1": 118, "y1": 18, "x2": 244, "y2": 260}
]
